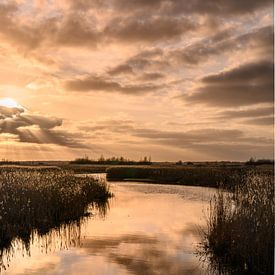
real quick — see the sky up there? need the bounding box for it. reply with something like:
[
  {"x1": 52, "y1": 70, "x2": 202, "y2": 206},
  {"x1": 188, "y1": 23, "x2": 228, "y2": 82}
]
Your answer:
[{"x1": 0, "y1": 0, "x2": 273, "y2": 161}]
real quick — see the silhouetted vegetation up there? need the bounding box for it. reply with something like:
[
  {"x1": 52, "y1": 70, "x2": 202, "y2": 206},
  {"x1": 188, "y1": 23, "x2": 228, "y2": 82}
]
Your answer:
[
  {"x1": 0, "y1": 159, "x2": 21, "y2": 165},
  {"x1": 245, "y1": 157, "x2": 274, "y2": 165},
  {"x1": 0, "y1": 165, "x2": 61, "y2": 172},
  {"x1": 202, "y1": 172, "x2": 274, "y2": 274},
  {"x1": 70, "y1": 155, "x2": 152, "y2": 165},
  {"x1": 64, "y1": 164, "x2": 110, "y2": 174},
  {"x1": 106, "y1": 165, "x2": 273, "y2": 189},
  {"x1": 0, "y1": 169, "x2": 111, "y2": 256}
]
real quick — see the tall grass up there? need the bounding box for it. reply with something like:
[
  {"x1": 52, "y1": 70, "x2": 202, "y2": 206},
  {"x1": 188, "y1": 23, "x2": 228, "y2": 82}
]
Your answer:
[
  {"x1": 0, "y1": 170, "x2": 111, "y2": 251},
  {"x1": 202, "y1": 172, "x2": 274, "y2": 274},
  {"x1": 107, "y1": 166, "x2": 257, "y2": 188}
]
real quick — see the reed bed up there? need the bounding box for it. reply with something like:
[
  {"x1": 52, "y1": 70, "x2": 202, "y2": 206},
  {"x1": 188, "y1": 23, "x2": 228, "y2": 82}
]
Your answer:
[
  {"x1": 0, "y1": 169, "x2": 111, "y2": 251},
  {"x1": 106, "y1": 166, "x2": 256, "y2": 188},
  {"x1": 0, "y1": 165, "x2": 61, "y2": 172},
  {"x1": 202, "y1": 171, "x2": 274, "y2": 274}
]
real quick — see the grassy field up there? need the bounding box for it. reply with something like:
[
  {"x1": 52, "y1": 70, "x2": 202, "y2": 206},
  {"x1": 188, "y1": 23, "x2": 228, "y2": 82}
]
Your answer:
[
  {"x1": 201, "y1": 171, "x2": 274, "y2": 274},
  {"x1": 0, "y1": 169, "x2": 111, "y2": 253}
]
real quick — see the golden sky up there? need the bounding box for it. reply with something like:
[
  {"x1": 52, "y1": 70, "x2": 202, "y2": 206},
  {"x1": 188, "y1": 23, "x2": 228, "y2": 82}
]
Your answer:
[{"x1": 0, "y1": 0, "x2": 273, "y2": 161}]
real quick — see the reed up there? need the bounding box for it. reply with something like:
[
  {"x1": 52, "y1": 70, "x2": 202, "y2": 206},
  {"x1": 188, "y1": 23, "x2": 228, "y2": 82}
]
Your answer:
[
  {"x1": 0, "y1": 169, "x2": 111, "y2": 251},
  {"x1": 106, "y1": 166, "x2": 255, "y2": 188},
  {"x1": 202, "y1": 171, "x2": 274, "y2": 274}
]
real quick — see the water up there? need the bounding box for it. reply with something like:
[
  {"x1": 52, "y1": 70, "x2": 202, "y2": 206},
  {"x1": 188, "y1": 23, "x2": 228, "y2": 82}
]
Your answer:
[{"x1": 2, "y1": 174, "x2": 215, "y2": 274}]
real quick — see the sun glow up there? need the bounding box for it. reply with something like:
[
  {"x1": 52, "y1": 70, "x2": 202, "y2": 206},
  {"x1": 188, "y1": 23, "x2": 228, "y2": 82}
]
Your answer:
[{"x1": 0, "y1": 98, "x2": 21, "y2": 109}]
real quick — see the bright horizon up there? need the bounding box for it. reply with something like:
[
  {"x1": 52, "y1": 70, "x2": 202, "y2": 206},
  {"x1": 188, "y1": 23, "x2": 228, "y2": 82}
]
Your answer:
[{"x1": 0, "y1": 0, "x2": 273, "y2": 161}]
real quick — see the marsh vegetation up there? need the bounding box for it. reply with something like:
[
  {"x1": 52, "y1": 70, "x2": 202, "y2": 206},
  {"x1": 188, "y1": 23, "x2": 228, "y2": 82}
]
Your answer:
[
  {"x1": 106, "y1": 165, "x2": 273, "y2": 189},
  {"x1": 71, "y1": 155, "x2": 152, "y2": 165},
  {"x1": 0, "y1": 169, "x2": 111, "y2": 270},
  {"x1": 0, "y1": 163, "x2": 273, "y2": 274},
  {"x1": 202, "y1": 171, "x2": 274, "y2": 274}
]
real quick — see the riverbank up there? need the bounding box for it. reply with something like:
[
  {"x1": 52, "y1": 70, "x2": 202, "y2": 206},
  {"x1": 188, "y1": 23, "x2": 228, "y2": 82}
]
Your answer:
[
  {"x1": 1, "y1": 163, "x2": 273, "y2": 189},
  {"x1": 106, "y1": 165, "x2": 273, "y2": 189}
]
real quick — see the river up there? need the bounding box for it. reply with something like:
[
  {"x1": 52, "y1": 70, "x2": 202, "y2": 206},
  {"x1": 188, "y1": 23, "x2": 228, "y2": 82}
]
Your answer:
[{"x1": 3, "y1": 174, "x2": 216, "y2": 274}]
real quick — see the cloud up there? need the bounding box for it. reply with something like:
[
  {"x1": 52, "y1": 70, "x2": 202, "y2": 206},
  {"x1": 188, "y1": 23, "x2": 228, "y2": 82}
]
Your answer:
[
  {"x1": 103, "y1": 25, "x2": 273, "y2": 88},
  {"x1": 0, "y1": 0, "x2": 272, "y2": 55},
  {"x1": 242, "y1": 116, "x2": 274, "y2": 126},
  {"x1": 0, "y1": 106, "x2": 87, "y2": 148},
  {"x1": 108, "y1": 64, "x2": 134, "y2": 76},
  {"x1": 104, "y1": 16, "x2": 197, "y2": 43},
  {"x1": 67, "y1": 0, "x2": 272, "y2": 16},
  {"x1": 0, "y1": 3, "x2": 100, "y2": 50},
  {"x1": 218, "y1": 106, "x2": 274, "y2": 119},
  {"x1": 79, "y1": 119, "x2": 273, "y2": 159},
  {"x1": 139, "y1": 72, "x2": 165, "y2": 81},
  {"x1": 0, "y1": 3, "x2": 196, "y2": 51},
  {"x1": 184, "y1": 60, "x2": 274, "y2": 107},
  {"x1": 164, "y1": 0, "x2": 273, "y2": 16},
  {"x1": 65, "y1": 75, "x2": 161, "y2": 94},
  {"x1": 81, "y1": 230, "x2": 203, "y2": 275},
  {"x1": 131, "y1": 127, "x2": 273, "y2": 159},
  {"x1": 216, "y1": 106, "x2": 274, "y2": 126},
  {"x1": 0, "y1": 106, "x2": 24, "y2": 119},
  {"x1": 169, "y1": 25, "x2": 273, "y2": 65}
]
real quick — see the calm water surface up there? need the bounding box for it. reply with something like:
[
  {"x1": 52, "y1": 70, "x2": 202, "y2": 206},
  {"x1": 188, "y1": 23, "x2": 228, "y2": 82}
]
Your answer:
[{"x1": 3, "y1": 174, "x2": 215, "y2": 275}]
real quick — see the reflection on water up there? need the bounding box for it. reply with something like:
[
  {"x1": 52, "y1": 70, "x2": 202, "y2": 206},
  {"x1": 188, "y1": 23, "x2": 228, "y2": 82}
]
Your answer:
[
  {"x1": 2, "y1": 174, "x2": 216, "y2": 274},
  {"x1": 0, "y1": 202, "x2": 109, "y2": 273}
]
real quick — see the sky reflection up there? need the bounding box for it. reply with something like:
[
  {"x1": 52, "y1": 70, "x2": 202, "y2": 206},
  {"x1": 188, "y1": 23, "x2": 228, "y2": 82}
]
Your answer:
[{"x1": 4, "y1": 181, "x2": 215, "y2": 275}]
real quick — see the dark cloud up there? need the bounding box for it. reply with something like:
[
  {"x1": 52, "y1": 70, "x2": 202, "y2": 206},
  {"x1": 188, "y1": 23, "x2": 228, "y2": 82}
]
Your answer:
[
  {"x1": 0, "y1": 0, "x2": 273, "y2": 54},
  {"x1": 139, "y1": 72, "x2": 165, "y2": 81},
  {"x1": 104, "y1": 16, "x2": 197, "y2": 43},
  {"x1": 65, "y1": 75, "x2": 161, "y2": 94},
  {"x1": 104, "y1": 25, "x2": 273, "y2": 86},
  {"x1": 0, "y1": 3, "x2": 100, "y2": 50},
  {"x1": 169, "y1": 25, "x2": 273, "y2": 66},
  {"x1": 67, "y1": 0, "x2": 272, "y2": 16},
  {"x1": 108, "y1": 64, "x2": 134, "y2": 76},
  {"x1": 52, "y1": 14, "x2": 100, "y2": 48},
  {"x1": 184, "y1": 60, "x2": 274, "y2": 107},
  {"x1": 0, "y1": 2, "x2": 43, "y2": 49},
  {"x1": 0, "y1": 106, "x2": 87, "y2": 148},
  {"x1": 0, "y1": 4, "x2": 195, "y2": 51},
  {"x1": 165, "y1": 0, "x2": 273, "y2": 16},
  {"x1": 106, "y1": 49, "x2": 167, "y2": 82}
]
